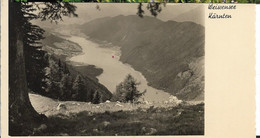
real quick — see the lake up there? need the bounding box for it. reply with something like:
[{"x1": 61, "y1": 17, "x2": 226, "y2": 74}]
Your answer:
[{"x1": 67, "y1": 35, "x2": 173, "y2": 103}]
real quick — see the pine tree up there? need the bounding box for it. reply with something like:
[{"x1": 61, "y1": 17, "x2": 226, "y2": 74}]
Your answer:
[
  {"x1": 112, "y1": 83, "x2": 127, "y2": 102},
  {"x1": 44, "y1": 56, "x2": 62, "y2": 99},
  {"x1": 63, "y1": 63, "x2": 70, "y2": 75},
  {"x1": 23, "y1": 20, "x2": 49, "y2": 95},
  {"x1": 92, "y1": 90, "x2": 101, "y2": 104},
  {"x1": 88, "y1": 89, "x2": 95, "y2": 102},
  {"x1": 60, "y1": 74, "x2": 73, "y2": 100},
  {"x1": 25, "y1": 49, "x2": 49, "y2": 94},
  {"x1": 57, "y1": 59, "x2": 63, "y2": 81},
  {"x1": 43, "y1": 56, "x2": 75, "y2": 100},
  {"x1": 113, "y1": 74, "x2": 146, "y2": 103},
  {"x1": 72, "y1": 75, "x2": 85, "y2": 101}
]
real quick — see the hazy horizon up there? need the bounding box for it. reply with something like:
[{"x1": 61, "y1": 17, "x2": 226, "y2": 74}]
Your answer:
[{"x1": 32, "y1": 3, "x2": 204, "y2": 27}]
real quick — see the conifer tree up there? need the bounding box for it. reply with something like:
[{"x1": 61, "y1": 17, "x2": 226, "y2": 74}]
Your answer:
[
  {"x1": 72, "y1": 75, "x2": 85, "y2": 100},
  {"x1": 60, "y1": 74, "x2": 73, "y2": 100},
  {"x1": 23, "y1": 21, "x2": 49, "y2": 95},
  {"x1": 63, "y1": 63, "x2": 70, "y2": 75},
  {"x1": 9, "y1": 2, "x2": 77, "y2": 135},
  {"x1": 113, "y1": 74, "x2": 146, "y2": 103},
  {"x1": 92, "y1": 90, "x2": 101, "y2": 104}
]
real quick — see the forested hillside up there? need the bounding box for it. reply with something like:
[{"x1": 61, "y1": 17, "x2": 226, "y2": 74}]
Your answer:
[
  {"x1": 78, "y1": 15, "x2": 205, "y2": 101},
  {"x1": 25, "y1": 31, "x2": 112, "y2": 103}
]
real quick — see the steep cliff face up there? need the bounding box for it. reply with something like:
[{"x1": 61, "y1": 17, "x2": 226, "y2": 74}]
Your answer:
[
  {"x1": 78, "y1": 15, "x2": 204, "y2": 101},
  {"x1": 175, "y1": 56, "x2": 204, "y2": 101}
]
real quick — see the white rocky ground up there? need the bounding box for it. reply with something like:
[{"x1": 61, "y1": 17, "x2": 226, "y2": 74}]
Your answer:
[{"x1": 29, "y1": 93, "x2": 183, "y2": 117}]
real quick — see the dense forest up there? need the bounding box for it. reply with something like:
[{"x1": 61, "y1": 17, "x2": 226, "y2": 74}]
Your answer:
[{"x1": 27, "y1": 53, "x2": 111, "y2": 103}]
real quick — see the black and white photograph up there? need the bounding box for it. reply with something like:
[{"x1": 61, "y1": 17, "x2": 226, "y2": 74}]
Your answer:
[{"x1": 9, "y1": 3, "x2": 204, "y2": 136}]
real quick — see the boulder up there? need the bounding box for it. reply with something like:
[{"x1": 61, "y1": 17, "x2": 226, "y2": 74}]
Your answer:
[{"x1": 115, "y1": 103, "x2": 123, "y2": 107}]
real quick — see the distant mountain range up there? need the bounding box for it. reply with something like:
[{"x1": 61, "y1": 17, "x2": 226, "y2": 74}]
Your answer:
[
  {"x1": 172, "y1": 6, "x2": 204, "y2": 26},
  {"x1": 77, "y1": 15, "x2": 205, "y2": 101}
]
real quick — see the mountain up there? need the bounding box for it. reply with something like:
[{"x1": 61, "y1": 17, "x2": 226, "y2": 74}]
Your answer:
[
  {"x1": 78, "y1": 15, "x2": 205, "y2": 101},
  {"x1": 172, "y1": 6, "x2": 204, "y2": 26},
  {"x1": 41, "y1": 31, "x2": 82, "y2": 60}
]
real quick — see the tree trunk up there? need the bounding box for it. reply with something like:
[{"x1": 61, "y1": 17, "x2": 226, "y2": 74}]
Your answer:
[{"x1": 9, "y1": 2, "x2": 43, "y2": 136}]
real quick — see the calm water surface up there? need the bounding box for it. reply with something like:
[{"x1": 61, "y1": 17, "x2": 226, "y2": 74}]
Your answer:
[{"x1": 68, "y1": 36, "x2": 172, "y2": 102}]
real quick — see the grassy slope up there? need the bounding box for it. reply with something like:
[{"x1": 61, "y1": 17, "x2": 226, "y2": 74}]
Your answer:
[
  {"x1": 79, "y1": 15, "x2": 205, "y2": 101},
  {"x1": 43, "y1": 104, "x2": 204, "y2": 136}
]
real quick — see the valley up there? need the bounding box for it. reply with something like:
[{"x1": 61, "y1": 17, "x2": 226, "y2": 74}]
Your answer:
[{"x1": 77, "y1": 15, "x2": 205, "y2": 101}]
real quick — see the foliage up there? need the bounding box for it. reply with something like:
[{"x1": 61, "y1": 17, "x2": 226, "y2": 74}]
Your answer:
[
  {"x1": 136, "y1": 3, "x2": 144, "y2": 17},
  {"x1": 14, "y1": 0, "x2": 257, "y2": 2},
  {"x1": 38, "y1": 2, "x2": 78, "y2": 23},
  {"x1": 22, "y1": 4, "x2": 49, "y2": 95},
  {"x1": 44, "y1": 56, "x2": 66, "y2": 99},
  {"x1": 112, "y1": 74, "x2": 145, "y2": 103}
]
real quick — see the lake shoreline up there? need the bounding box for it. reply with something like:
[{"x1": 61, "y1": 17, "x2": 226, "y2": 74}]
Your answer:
[
  {"x1": 67, "y1": 35, "x2": 174, "y2": 102},
  {"x1": 80, "y1": 35, "x2": 175, "y2": 99}
]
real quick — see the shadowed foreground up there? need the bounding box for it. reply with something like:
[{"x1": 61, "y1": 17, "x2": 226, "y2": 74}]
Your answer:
[{"x1": 33, "y1": 103, "x2": 204, "y2": 136}]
